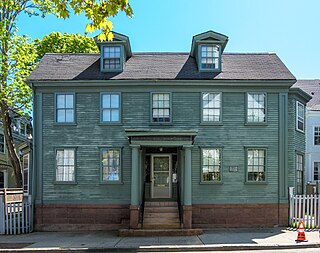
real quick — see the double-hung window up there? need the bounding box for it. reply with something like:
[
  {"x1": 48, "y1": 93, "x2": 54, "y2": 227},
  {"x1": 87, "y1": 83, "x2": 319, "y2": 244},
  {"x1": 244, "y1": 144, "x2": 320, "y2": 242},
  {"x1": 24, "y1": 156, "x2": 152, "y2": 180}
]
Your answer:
[
  {"x1": 102, "y1": 46, "x2": 121, "y2": 71},
  {"x1": 200, "y1": 45, "x2": 220, "y2": 70},
  {"x1": 247, "y1": 93, "x2": 266, "y2": 123},
  {"x1": 22, "y1": 154, "x2": 29, "y2": 194},
  {"x1": 152, "y1": 93, "x2": 171, "y2": 123},
  {"x1": 0, "y1": 134, "x2": 4, "y2": 153},
  {"x1": 56, "y1": 94, "x2": 75, "y2": 123},
  {"x1": 202, "y1": 93, "x2": 221, "y2": 122},
  {"x1": 56, "y1": 149, "x2": 75, "y2": 182},
  {"x1": 202, "y1": 148, "x2": 221, "y2": 182},
  {"x1": 101, "y1": 148, "x2": 121, "y2": 182},
  {"x1": 101, "y1": 93, "x2": 120, "y2": 123},
  {"x1": 314, "y1": 126, "x2": 320, "y2": 145},
  {"x1": 314, "y1": 162, "x2": 320, "y2": 181},
  {"x1": 296, "y1": 102, "x2": 305, "y2": 132},
  {"x1": 296, "y1": 154, "x2": 304, "y2": 194},
  {"x1": 247, "y1": 149, "x2": 266, "y2": 182}
]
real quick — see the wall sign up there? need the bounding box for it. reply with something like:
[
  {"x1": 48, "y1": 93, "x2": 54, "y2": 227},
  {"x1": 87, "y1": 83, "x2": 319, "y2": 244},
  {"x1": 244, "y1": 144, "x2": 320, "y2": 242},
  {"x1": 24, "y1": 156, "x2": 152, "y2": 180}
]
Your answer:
[{"x1": 229, "y1": 166, "x2": 239, "y2": 172}]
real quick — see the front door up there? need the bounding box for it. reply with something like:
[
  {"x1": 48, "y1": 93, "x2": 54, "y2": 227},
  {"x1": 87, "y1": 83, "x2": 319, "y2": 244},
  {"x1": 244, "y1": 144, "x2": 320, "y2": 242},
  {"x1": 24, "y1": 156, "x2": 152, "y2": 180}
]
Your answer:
[{"x1": 151, "y1": 154, "x2": 171, "y2": 198}]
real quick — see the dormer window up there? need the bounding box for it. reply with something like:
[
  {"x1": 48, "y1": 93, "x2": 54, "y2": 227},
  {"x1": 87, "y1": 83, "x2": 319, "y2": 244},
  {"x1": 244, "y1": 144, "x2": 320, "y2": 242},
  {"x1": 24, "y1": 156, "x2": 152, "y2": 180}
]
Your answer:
[
  {"x1": 102, "y1": 46, "x2": 122, "y2": 71},
  {"x1": 95, "y1": 32, "x2": 132, "y2": 73},
  {"x1": 190, "y1": 31, "x2": 228, "y2": 73},
  {"x1": 200, "y1": 45, "x2": 220, "y2": 70}
]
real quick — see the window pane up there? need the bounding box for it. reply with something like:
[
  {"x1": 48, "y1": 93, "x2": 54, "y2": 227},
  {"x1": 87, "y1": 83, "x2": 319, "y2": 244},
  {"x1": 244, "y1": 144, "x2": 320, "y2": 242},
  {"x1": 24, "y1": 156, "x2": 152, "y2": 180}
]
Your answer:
[
  {"x1": 57, "y1": 95, "x2": 65, "y2": 109},
  {"x1": 103, "y1": 109, "x2": 111, "y2": 121},
  {"x1": 57, "y1": 110, "x2": 65, "y2": 122},
  {"x1": 65, "y1": 109, "x2": 74, "y2": 122},
  {"x1": 65, "y1": 95, "x2": 74, "y2": 109},
  {"x1": 102, "y1": 94, "x2": 111, "y2": 108},
  {"x1": 111, "y1": 109, "x2": 119, "y2": 121},
  {"x1": 110, "y1": 95, "x2": 119, "y2": 108}
]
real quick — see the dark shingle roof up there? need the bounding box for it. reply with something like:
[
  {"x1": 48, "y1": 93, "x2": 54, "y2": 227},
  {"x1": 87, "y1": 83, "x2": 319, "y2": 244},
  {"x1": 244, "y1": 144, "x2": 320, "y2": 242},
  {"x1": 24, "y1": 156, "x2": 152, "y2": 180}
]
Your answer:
[
  {"x1": 293, "y1": 80, "x2": 320, "y2": 110},
  {"x1": 26, "y1": 52, "x2": 295, "y2": 82}
]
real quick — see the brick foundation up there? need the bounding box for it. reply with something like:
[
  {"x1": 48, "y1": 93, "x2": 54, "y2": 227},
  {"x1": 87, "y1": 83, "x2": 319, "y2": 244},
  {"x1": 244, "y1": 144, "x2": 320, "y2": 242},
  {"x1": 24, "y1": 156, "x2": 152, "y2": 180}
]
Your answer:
[
  {"x1": 192, "y1": 203, "x2": 289, "y2": 228},
  {"x1": 34, "y1": 204, "x2": 130, "y2": 231}
]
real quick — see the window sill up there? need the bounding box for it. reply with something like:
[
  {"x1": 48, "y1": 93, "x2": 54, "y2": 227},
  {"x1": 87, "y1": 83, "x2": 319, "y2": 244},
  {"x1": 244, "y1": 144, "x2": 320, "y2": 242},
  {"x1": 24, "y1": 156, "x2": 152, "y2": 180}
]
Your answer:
[
  {"x1": 244, "y1": 181, "x2": 268, "y2": 185},
  {"x1": 54, "y1": 181, "x2": 78, "y2": 185},
  {"x1": 53, "y1": 123, "x2": 77, "y2": 126},
  {"x1": 296, "y1": 129, "x2": 305, "y2": 134},
  {"x1": 98, "y1": 122, "x2": 123, "y2": 126},
  {"x1": 200, "y1": 122, "x2": 223, "y2": 126},
  {"x1": 149, "y1": 123, "x2": 173, "y2": 126},
  {"x1": 245, "y1": 122, "x2": 268, "y2": 126},
  {"x1": 199, "y1": 181, "x2": 223, "y2": 185},
  {"x1": 100, "y1": 181, "x2": 124, "y2": 185}
]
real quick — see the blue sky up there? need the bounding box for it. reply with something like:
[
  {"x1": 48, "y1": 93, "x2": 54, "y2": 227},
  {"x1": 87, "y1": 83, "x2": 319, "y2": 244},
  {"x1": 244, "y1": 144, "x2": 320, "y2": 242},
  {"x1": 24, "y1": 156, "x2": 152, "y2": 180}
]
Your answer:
[{"x1": 17, "y1": 0, "x2": 320, "y2": 79}]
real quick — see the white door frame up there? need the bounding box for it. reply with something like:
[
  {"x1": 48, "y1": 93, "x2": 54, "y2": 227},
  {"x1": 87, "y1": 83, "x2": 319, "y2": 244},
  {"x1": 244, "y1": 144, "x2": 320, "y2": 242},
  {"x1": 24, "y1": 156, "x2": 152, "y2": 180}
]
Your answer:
[{"x1": 151, "y1": 154, "x2": 172, "y2": 198}]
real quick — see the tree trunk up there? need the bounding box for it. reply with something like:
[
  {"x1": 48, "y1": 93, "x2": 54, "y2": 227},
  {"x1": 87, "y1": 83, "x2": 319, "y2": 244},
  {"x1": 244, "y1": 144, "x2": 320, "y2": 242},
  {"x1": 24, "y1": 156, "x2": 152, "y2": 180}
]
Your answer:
[{"x1": 0, "y1": 102, "x2": 22, "y2": 188}]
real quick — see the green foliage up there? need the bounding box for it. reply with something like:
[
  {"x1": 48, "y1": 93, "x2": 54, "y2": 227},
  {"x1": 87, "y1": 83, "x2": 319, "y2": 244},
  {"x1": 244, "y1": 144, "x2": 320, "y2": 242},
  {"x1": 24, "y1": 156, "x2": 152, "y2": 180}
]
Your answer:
[{"x1": 34, "y1": 32, "x2": 99, "y2": 60}]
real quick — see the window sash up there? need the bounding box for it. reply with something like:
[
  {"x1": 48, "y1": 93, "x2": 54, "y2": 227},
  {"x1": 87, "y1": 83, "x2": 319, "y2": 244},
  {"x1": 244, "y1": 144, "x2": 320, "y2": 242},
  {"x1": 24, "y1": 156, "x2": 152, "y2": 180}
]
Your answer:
[
  {"x1": 200, "y1": 45, "x2": 220, "y2": 70},
  {"x1": 56, "y1": 94, "x2": 74, "y2": 123},
  {"x1": 101, "y1": 94, "x2": 120, "y2": 122},
  {"x1": 296, "y1": 154, "x2": 304, "y2": 194},
  {"x1": 103, "y1": 46, "x2": 121, "y2": 70},
  {"x1": 314, "y1": 162, "x2": 320, "y2": 181},
  {"x1": 56, "y1": 149, "x2": 75, "y2": 182},
  {"x1": 314, "y1": 127, "x2": 320, "y2": 145},
  {"x1": 247, "y1": 93, "x2": 266, "y2": 123},
  {"x1": 101, "y1": 149, "x2": 121, "y2": 182},
  {"x1": 202, "y1": 93, "x2": 221, "y2": 122},
  {"x1": 23, "y1": 154, "x2": 29, "y2": 194},
  {"x1": 296, "y1": 102, "x2": 305, "y2": 132},
  {"x1": 152, "y1": 93, "x2": 171, "y2": 122},
  {"x1": 247, "y1": 149, "x2": 266, "y2": 181},
  {"x1": 0, "y1": 134, "x2": 4, "y2": 153},
  {"x1": 202, "y1": 148, "x2": 221, "y2": 182}
]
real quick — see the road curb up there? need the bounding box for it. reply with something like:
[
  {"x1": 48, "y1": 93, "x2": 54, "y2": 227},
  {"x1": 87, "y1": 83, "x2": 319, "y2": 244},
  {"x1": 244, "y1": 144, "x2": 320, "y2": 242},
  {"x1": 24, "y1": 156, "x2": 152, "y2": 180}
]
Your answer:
[{"x1": 1, "y1": 243, "x2": 320, "y2": 252}]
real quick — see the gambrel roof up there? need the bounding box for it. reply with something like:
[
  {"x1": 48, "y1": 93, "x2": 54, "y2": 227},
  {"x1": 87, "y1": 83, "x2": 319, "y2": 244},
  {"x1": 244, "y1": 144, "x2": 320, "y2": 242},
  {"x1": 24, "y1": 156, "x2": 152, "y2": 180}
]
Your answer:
[
  {"x1": 26, "y1": 52, "x2": 295, "y2": 82},
  {"x1": 293, "y1": 80, "x2": 320, "y2": 110}
]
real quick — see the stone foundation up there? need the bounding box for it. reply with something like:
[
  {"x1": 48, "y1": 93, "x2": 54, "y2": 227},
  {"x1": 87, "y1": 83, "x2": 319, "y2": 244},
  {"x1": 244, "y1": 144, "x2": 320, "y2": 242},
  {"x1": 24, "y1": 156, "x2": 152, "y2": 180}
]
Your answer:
[
  {"x1": 34, "y1": 204, "x2": 130, "y2": 231},
  {"x1": 192, "y1": 204, "x2": 288, "y2": 228}
]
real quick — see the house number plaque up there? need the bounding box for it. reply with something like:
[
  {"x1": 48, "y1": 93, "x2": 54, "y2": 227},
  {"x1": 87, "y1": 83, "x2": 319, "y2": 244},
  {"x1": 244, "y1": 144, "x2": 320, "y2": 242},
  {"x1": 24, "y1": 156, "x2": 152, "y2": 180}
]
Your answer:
[{"x1": 229, "y1": 166, "x2": 239, "y2": 172}]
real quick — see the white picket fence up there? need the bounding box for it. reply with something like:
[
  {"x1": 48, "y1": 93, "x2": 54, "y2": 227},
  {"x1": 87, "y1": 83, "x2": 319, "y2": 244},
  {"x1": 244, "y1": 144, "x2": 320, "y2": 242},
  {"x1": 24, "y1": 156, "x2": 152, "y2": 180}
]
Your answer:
[
  {"x1": 289, "y1": 193, "x2": 320, "y2": 229},
  {"x1": 0, "y1": 190, "x2": 33, "y2": 235}
]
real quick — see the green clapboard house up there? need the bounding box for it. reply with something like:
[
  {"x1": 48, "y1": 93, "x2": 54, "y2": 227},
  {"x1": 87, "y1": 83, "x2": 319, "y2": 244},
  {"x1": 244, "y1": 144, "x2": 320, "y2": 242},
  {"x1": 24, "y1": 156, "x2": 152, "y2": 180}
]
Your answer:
[{"x1": 26, "y1": 31, "x2": 311, "y2": 231}]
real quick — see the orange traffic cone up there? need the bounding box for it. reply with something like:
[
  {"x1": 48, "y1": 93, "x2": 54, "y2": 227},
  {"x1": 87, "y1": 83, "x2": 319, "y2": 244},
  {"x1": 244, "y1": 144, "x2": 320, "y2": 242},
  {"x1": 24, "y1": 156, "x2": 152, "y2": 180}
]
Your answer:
[{"x1": 295, "y1": 220, "x2": 308, "y2": 242}]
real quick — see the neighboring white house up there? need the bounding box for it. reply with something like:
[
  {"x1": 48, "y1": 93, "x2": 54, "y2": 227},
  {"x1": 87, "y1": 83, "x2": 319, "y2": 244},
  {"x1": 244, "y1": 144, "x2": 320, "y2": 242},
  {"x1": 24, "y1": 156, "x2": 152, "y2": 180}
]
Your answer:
[{"x1": 294, "y1": 80, "x2": 320, "y2": 186}]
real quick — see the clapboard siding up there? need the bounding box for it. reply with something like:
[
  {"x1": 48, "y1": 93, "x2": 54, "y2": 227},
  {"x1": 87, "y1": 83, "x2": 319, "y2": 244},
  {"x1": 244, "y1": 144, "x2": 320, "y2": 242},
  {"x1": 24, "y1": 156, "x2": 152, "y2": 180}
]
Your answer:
[{"x1": 39, "y1": 87, "x2": 300, "y2": 205}]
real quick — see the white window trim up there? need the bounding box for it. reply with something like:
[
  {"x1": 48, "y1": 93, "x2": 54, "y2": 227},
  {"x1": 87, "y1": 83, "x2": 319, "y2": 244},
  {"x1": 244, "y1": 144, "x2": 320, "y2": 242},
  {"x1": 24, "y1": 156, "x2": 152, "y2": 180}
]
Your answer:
[
  {"x1": 296, "y1": 101, "x2": 305, "y2": 133},
  {"x1": 100, "y1": 148, "x2": 122, "y2": 183},
  {"x1": 313, "y1": 161, "x2": 320, "y2": 182},
  {"x1": 150, "y1": 92, "x2": 172, "y2": 123},
  {"x1": 246, "y1": 92, "x2": 267, "y2": 124},
  {"x1": 22, "y1": 154, "x2": 29, "y2": 195}
]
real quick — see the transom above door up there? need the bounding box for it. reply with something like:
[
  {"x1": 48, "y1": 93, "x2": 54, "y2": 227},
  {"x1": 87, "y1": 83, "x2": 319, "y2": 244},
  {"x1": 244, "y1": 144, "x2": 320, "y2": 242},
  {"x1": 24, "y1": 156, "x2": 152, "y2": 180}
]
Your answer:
[{"x1": 151, "y1": 154, "x2": 172, "y2": 198}]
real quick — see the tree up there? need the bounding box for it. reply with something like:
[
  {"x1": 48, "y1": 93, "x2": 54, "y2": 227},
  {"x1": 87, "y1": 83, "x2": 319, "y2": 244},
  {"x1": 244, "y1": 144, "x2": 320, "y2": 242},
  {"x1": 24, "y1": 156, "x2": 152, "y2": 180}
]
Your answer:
[{"x1": 1, "y1": 0, "x2": 132, "y2": 187}]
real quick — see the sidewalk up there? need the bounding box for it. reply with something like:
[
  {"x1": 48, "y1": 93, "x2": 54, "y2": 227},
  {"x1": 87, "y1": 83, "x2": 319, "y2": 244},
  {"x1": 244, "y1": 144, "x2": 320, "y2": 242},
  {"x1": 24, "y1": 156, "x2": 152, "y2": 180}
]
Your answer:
[{"x1": 0, "y1": 228, "x2": 320, "y2": 252}]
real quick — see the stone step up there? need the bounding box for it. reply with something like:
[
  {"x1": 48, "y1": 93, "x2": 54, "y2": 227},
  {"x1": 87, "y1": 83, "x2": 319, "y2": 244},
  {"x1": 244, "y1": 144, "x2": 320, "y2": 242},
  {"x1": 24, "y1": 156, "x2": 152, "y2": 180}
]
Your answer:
[
  {"x1": 144, "y1": 206, "x2": 178, "y2": 213},
  {"x1": 142, "y1": 223, "x2": 181, "y2": 229},
  {"x1": 144, "y1": 201, "x2": 178, "y2": 207},
  {"x1": 144, "y1": 212, "x2": 179, "y2": 218},
  {"x1": 119, "y1": 228, "x2": 203, "y2": 237},
  {"x1": 143, "y1": 217, "x2": 180, "y2": 224}
]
